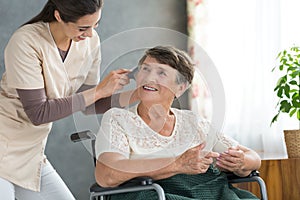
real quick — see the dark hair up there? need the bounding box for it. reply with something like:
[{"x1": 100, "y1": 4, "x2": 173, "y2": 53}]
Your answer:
[
  {"x1": 23, "y1": 0, "x2": 103, "y2": 25},
  {"x1": 138, "y1": 46, "x2": 195, "y2": 84}
]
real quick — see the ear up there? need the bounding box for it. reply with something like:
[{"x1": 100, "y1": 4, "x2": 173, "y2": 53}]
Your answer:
[
  {"x1": 54, "y1": 10, "x2": 63, "y2": 22},
  {"x1": 175, "y1": 82, "x2": 189, "y2": 98}
]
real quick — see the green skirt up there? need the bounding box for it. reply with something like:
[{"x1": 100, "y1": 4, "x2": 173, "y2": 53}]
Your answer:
[{"x1": 108, "y1": 167, "x2": 259, "y2": 200}]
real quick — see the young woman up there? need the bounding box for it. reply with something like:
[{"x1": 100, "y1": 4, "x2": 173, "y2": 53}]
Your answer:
[
  {"x1": 0, "y1": 0, "x2": 134, "y2": 199},
  {"x1": 95, "y1": 46, "x2": 261, "y2": 200}
]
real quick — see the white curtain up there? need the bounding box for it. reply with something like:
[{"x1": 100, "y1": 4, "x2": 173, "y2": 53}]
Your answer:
[{"x1": 188, "y1": 0, "x2": 300, "y2": 158}]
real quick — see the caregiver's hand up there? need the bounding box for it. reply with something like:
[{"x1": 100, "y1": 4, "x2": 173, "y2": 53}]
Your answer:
[{"x1": 96, "y1": 69, "x2": 130, "y2": 99}]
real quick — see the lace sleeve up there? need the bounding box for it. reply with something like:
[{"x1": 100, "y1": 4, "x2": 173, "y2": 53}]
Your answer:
[
  {"x1": 95, "y1": 109, "x2": 130, "y2": 160},
  {"x1": 197, "y1": 117, "x2": 218, "y2": 151},
  {"x1": 197, "y1": 116, "x2": 239, "y2": 153},
  {"x1": 214, "y1": 134, "x2": 239, "y2": 153}
]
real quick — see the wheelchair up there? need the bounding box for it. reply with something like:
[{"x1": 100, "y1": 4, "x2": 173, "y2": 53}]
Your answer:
[{"x1": 71, "y1": 130, "x2": 268, "y2": 200}]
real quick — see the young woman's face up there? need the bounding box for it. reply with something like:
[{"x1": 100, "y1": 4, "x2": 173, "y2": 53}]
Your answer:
[
  {"x1": 62, "y1": 10, "x2": 102, "y2": 42},
  {"x1": 135, "y1": 56, "x2": 185, "y2": 105}
]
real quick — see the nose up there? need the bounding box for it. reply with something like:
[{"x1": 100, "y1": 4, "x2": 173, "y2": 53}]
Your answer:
[{"x1": 144, "y1": 71, "x2": 158, "y2": 83}]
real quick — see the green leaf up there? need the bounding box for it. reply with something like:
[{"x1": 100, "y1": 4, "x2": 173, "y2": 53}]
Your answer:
[
  {"x1": 274, "y1": 85, "x2": 280, "y2": 91},
  {"x1": 294, "y1": 62, "x2": 300, "y2": 67},
  {"x1": 274, "y1": 76, "x2": 287, "y2": 91},
  {"x1": 271, "y1": 113, "x2": 279, "y2": 126},
  {"x1": 298, "y1": 109, "x2": 300, "y2": 120},
  {"x1": 291, "y1": 46, "x2": 300, "y2": 52},
  {"x1": 290, "y1": 72, "x2": 300, "y2": 79},
  {"x1": 279, "y1": 64, "x2": 284, "y2": 70},
  {"x1": 292, "y1": 98, "x2": 300, "y2": 108},
  {"x1": 283, "y1": 50, "x2": 287, "y2": 56},
  {"x1": 284, "y1": 85, "x2": 290, "y2": 98},
  {"x1": 289, "y1": 80, "x2": 298, "y2": 85},
  {"x1": 271, "y1": 66, "x2": 276, "y2": 72},
  {"x1": 290, "y1": 108, "x2": 297, "y2": 117},
  {"x1": 276, "y1": 52, "x2": 282, "y2": 59},
  {"x1": 275, "y1": 98, "x2": 282, "y2": 108},
  {"x1": 290, "y1": 89, "x2": 299, "y2": 95},
  {"x1": 288, "y1": 66, "x2": 298, "y2": 71},
  {"x1": 277, "y1": 87, "x2": 284, "y2": 98},
  {"x1": 292, "y1": 92, "x2": 299, "y2": 99},
  {"x1": 280, "y1": 100, "x2": 291, "y2": 113}
]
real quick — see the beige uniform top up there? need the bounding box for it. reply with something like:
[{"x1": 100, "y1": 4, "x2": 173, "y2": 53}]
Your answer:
[{"x1": 0, "y1": 22, "x2": 101, "y2": 191}]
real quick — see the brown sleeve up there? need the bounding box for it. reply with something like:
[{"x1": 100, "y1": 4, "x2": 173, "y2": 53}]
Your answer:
[
  {"x1": 17, "y1": 85, "x2": 122, "y2": 125},
  {"x1": 17, "y1": 88, "x2": 85, "y2": 126},
  {"x1": 83, "y1": 93, "x2": 121, "y2": 115},
  {"x1": 78, "y1": 84, "x2": 121, "y2": 114}
]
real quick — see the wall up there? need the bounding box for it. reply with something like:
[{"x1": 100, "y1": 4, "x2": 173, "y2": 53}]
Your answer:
[{"x1": 0, "y1": 0, "x2": 187, "y2": 199}]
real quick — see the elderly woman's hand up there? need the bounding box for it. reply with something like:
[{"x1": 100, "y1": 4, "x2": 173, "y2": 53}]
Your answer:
[
  {"x1": 215, "y1": 145, "x2": 261, "y2": 177},
  {"x1": 176, "y1": 143, "x2": 219, "y2": 174},
  {"x1": 216, "y1": 145, "x2": 246, "y2": 174}
]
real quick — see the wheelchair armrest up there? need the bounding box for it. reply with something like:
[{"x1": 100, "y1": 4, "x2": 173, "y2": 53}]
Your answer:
[
  {"x1": 226, "y1": 170, "x2": 268, "y2": 200},
  {"x1": 90, "y1": 177, "x2": 154, "y2": 193},
  {"x1": 227, "y1": 170, "x2": 260, "y2": 183},
  {"x1": 70, "y1": 130, "x2": 96, "y2": 143},
  {"x1": 119, "y1": 176, "x2": 153, "y2": 187}
]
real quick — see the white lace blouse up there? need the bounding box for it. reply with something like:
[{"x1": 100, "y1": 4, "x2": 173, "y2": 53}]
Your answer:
[{"x1": 95, "y1": 105, "x2": 238, "y2": 160}]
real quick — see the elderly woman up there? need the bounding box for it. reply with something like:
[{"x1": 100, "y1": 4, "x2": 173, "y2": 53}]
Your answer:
[{"x1": 95, "y1": 46, "x2": 261, "y2": 200}]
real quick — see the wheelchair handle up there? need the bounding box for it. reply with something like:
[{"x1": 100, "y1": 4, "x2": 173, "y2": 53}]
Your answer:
[{"x1": 70, "y1": 130, "x2": 96, "y2": 143}]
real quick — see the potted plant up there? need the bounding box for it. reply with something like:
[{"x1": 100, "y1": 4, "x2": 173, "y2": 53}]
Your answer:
[{"x1": 271, "y1": 45, "x2": 300, "y2": 158}]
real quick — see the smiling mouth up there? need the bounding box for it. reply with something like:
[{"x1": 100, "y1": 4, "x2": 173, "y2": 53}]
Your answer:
[
  {"x1": 79, "y1": 35, "x2": 87, "y2": 40},
  {"x1": 143, "y1": 85, "x2": 158, "y2": 91}
]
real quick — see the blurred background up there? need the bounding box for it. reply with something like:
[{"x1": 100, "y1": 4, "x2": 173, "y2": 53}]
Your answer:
[{"x1": 1, "y1": 0, "x2": 299, "y2": 199}]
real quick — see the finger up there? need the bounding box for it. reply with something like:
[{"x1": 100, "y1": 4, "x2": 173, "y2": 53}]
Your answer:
[
  {"x1": 201, "y1": 157, "x2": 214, "y2": 165},
  {"x1": 115, "y1": 68, "x2": 131, "y2": 74},
  {"x1": 236, "y1": 144, "x2": 250, "y2": 152},
  {"x1": 191, "y1": 143, "x2": 206, "y2": 151},
  {"x1": 205, "y1": 151, "x2": 220, "y2": 158},
  {"x1": 196, "y1": 143, "x2": 208, "y2": 158},
  {"x1": 118, "y1": 78, "x2": 129, "y2": 86},
  {"x1": 191, "y1": 162, "x2": 209, "y2": 172},
  {"x1": 228, "y1": 146, "x2": 239, "y2": 151},
  {"x1": 227, "y1": 149, "x2": 243, "y2": 157},
  {"x1": 216, "y1": 158, "x2": 236, "y2": 169},
  {"x1": 221, "y1": 148, "x2": 240, "y2": 157},
  {"x1": 216, "y1": 161, "x2": 232, "y2": 171},
  {"x1": 219, "y1": 153, "x2": 240, "y2": 163},
  {"x1": 218, "y1": 154, "x2": 243, "y2": 169},
  {"x1": 120, "y1": 73, "x2": 130, "y2": 80},
  {"x1": 199, "y1": 142, "x2": 206, "y2": 150}
]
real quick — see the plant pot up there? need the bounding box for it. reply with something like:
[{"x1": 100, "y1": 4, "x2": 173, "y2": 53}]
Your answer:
[{"x1": 284, "y1": 129, "x2": 300, "y2": 158}]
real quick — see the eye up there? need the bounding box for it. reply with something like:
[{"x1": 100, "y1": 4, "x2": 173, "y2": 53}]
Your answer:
[
  {"x1": 78, "y1": 28, "x2": 88, "y2": 32},
  {"x1": 158, "y1": 70, "x2": 167, "y2": 76},
  {"x1": 142, "y1": 66, "x2": 150, "y2": 72}
]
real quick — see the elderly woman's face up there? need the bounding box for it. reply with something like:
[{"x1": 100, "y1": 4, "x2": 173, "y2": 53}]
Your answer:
[{"x1": 135, "y1": 56, "x2": 183, "y2": 104}]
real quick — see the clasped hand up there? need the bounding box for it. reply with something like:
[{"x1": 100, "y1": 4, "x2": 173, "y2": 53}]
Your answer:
[
  {"x1": 177, "y1": 143, "x2": 219, "y2": 174},
  {"x1": 216, "y1": 145, "x2": 245, "y2": 173}
]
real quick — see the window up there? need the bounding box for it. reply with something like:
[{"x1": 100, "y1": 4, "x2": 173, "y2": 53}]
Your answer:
[{"x1": 188, "y1": 0, "x2": 300, "y2": 157}]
